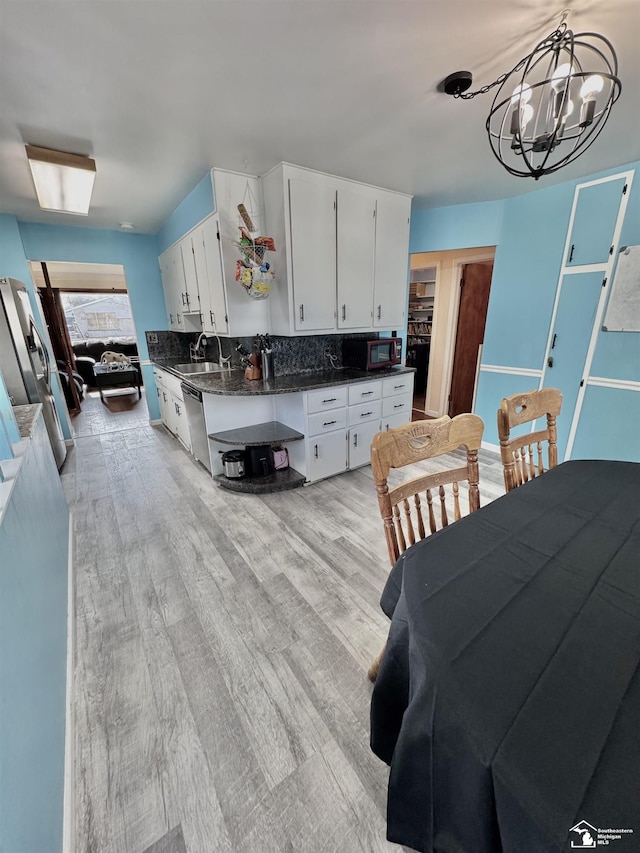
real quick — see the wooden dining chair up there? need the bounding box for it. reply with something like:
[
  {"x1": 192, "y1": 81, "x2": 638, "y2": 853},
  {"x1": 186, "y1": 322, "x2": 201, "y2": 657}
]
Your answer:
[
  {"x1": 497, "y1": 388, "x2": 563, "y2": 493},
  {"x1": 368, "y1": 413, "x2": 485, "y2": 681}
]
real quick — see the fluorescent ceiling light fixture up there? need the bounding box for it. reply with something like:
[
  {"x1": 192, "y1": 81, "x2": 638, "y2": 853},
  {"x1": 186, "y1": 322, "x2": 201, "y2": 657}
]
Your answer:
[{"x1": 25, "y1": 145, "x2": 96, "y2": 215}]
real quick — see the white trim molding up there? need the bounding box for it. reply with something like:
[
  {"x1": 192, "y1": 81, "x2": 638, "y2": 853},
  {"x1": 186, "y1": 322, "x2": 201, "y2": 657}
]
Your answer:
[
  {"x1": 481, "y1": 440, "x2": 501, "y2": 454},
  {"x1": 480, "y1": 364, "x2": 543, "y2": 378},
  {"x1": 149, "y1": 418, "x2": 163, "y2": 426},
  {"x1": 587, "y1": 376, "x2": 640, "y2": 392},
  {"x1": 63, "y1": 512, "x2": 75, "y2": 853}
]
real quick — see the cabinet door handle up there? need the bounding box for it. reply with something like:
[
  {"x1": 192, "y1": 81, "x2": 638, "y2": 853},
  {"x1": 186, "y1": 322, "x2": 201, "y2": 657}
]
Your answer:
[
  {"x1": 551, "y1": 333, "x2": 557, "y2": 349},
  {"x1": 169, "y1": 313, "x2": 174, "y2": 324},
  {"x1": 394, "y1": 403, "x2": 404, "y2": 409},
  {"x1": 342, "y1": 304, "x2": 346, "y2": 321},
  {"x1": 300, "y1": 304, "x2": 304, "y2": 322},
  {"x1": 322, "y1": 397, "x2": 337, "y2": 403},
  {"x1": 323, "y1": 420, "x2": 337, "y2": 426},
  {"x1": 163, "y1": 392, "x2": 167, "y2": 402},
  {"x1": 361, "y1": 391, "x2": 374, "y2": 396},
  {"x1": 181, "y1": 292, "x2": 187, "y2": 306},
  {"x1": 394, "y1": 384, "x2": 405, "y2": 390},
  {"x1": 177, "y1": 313, "x2": 182, "y2": 324},
  {"x1": 210, "y1": 310, "x2": 215, "y2": 326},
  {"x1": 569, "y1": 243, "x2": 575, "y2": 263},
  {"x1": 377, "y1": 304, "x2": 382, "y2": 320},
  {"x1": 360, "y1": 411, "x2": 372, "y2": 417},
  {"x1": 354, "y1": 433, "x2": 358, "y2": 447},
  {"x1": 200, "y1": 313, "x2": 203, "y2": 325},
  {"x1": 314, "y1": 444, "x2": 319, "y2": 458}
]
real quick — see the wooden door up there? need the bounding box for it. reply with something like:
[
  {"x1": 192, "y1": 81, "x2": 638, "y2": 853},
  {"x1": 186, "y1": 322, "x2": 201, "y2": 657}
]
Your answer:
[{"x1": 448, "y1": 262, "x2": 493, "y2": 417}]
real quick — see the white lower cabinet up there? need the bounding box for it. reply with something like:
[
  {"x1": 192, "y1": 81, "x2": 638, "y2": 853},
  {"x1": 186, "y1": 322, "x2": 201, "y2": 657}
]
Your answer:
[
  {"x1": 306, "y1": 430, "x2": 348, "y2": 482},
  {"x1": 348, "y1": 419, "x2": 380, "y2": 469},
  {"x1": 277, "y1": 374, "x2": 413, "y2": 484},
  {"x1": 155, "y1": 368, "x2": 191, "y2": 451}
]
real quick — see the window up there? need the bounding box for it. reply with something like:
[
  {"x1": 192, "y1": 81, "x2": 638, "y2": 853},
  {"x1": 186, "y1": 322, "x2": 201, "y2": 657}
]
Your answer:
[
  {"x1": 86, "y1": 312, "x2": 118, "y2": 330},
  {"x1": 60, "y1": 292, "x2": 136, "y2": 341}
]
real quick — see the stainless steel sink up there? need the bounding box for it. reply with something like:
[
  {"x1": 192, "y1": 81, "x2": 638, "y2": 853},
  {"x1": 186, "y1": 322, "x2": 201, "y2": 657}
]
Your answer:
[{"x1": 172, "y1": 362, "x2": 231, "y2": 375}]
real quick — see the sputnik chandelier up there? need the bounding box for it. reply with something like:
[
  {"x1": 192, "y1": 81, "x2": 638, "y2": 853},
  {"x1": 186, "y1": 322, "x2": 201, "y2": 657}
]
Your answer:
[{"x1": 443, "y1": 13, "x2": 621, "y2": 179}]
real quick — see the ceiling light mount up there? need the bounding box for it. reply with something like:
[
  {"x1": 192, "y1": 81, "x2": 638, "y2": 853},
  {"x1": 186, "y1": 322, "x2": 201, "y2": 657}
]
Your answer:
[
  {"x1": 443, "y1": 22, "x2": 621, "y2": 180},
  {"x1": 443, "y1": 71, "x2": 473, "y2": 96},
  {"x1": 25, "y1": 144, "x2": 96, "y2": 215}
]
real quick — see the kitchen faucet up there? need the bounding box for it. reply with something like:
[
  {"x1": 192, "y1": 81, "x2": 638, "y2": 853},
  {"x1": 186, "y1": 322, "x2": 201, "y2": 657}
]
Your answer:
[{"x1": 190, "y1": 332, "x2": 209, "y2": 362}]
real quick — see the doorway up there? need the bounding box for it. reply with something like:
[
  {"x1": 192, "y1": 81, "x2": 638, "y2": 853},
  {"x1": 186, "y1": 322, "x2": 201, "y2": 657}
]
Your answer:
[
  {"x1": 448, "y1": 261, "x2": 493, "y2": 416},
  {"x1": 409, "y1": 247, "x2": 495, "y2": 419},
  {"x1": 28, "y1": 261, "x2": 147, "y2": 435}
]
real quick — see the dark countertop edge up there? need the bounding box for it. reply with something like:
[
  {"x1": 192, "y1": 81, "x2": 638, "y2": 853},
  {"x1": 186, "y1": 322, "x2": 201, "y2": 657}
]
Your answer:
[{"x1": 152, "y1": 360, "x2": 415, "y2": 396}]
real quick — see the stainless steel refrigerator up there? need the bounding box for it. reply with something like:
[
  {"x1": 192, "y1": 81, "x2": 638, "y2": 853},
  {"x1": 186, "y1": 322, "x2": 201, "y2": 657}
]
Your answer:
[{"x1": 0, "y1": 277, "x2": 67, "y2": 469}]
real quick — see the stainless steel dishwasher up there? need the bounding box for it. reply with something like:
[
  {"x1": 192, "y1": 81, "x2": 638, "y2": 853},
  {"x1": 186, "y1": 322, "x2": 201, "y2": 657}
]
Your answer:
[{"x1": 180, "y1": 383, "x2": 211, "y2": 472}]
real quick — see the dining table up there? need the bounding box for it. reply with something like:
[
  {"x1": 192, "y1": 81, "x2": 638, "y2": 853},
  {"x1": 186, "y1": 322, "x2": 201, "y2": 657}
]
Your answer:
[{"x1": 370, "y1": 459, "x2": 640, "y2": 853}]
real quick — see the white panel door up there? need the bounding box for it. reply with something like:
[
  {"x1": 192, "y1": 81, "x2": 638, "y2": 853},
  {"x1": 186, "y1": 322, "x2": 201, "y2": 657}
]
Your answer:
[
  {"x1": 336, "y1": 188, "x2": 376, "y2": 329},
  {"x1": 348, "y1": 419, "x2": 380, "y2": 469},
  {"x1": 306, "y1": 430, "x2": 347, "y2": 482},
  {"x1": 289, "y1": 178, "x2": 337, "y2": 331},
  {"x1": 198, "y1": 217, "x2": 229, "y2": 335},
  {"x1": 373, "y1": 192, "x2": 411, "y2": 329}
]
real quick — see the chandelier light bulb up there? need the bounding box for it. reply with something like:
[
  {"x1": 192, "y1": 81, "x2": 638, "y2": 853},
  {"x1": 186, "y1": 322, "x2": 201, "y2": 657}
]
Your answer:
[
  {"x1": 511, "y1": 83, "x2": 533, "y2": 104},
  {"x1": 521, "y1": 103, "x2": 534, "y2": 129},
  {"x1": 550, "y1": 62, "x2": 573, "y2": 89},
  {"x1": 580, "y1": 74, "x2": 604, "y2": 100}
]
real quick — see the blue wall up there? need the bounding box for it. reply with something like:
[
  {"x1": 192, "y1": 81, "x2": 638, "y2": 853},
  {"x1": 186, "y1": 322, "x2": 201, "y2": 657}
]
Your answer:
[
  {"x1": 410, "y1": 161, "x2": 640, "y2": 460},
  {"x1": 156, "y1": 171, "x2": 215, "y2": 255},
  {"x1": 18, "y1": 222, "x2": 167, "y2": 421},
  {"x1": 409, "y1": 198, "x2": 504, "y2": 254},
  {"x1": 0, "y1": 413, "x2": 69, "y2": 853}
]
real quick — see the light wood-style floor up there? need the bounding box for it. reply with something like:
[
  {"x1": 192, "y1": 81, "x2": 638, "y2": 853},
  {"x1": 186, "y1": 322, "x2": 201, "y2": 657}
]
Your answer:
[{"x1": 61, "y1": 391, "x2": 505, "y2": 853}]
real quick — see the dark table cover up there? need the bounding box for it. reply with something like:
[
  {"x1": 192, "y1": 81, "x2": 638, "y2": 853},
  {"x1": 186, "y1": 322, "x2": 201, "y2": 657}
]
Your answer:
[{"x1": 370, "y1": 460, "x2": 640, "y2": 853}]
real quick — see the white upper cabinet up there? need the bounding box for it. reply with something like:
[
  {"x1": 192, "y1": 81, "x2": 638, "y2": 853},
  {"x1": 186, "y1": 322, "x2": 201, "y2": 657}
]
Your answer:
[
  {"x1": 158, "y1": 170, "x2": 270, "y2": 338},
  {"x1": 289, "y1": 177, "x2": 337, "y2": 332},
  {"x1": 264, "y1": 163, "x2": 412, "y2": 336},
  {"x1": 195, "y1": 215, "x2": 229, "y2": 336},
  {"x1": 336, "y1": 186, "x2": 376, "y2": 329},
  {"x1": 373, "y1": 192, "x2": 411, "y2": 329},
  {"x1": 159, "y1": 243, "x2": 186, "y2": 331}
]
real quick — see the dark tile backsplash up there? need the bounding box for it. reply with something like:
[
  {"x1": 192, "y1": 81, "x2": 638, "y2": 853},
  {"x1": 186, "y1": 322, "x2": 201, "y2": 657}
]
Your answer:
[{"x1": 145, "y1": 330, "x2": 378, "y2": 376}]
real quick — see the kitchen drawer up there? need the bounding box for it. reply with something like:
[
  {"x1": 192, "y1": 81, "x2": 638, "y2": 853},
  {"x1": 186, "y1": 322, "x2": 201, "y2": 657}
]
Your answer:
[
  {"x1": 306, "y1": 386, "x2": 348, "y2": 414},
  {"x1": 307, "y1": 407, "x2": 347, "y2": 436},
  {"x1": 153, "y1": 368, "x2": 166, "y2": 387},
  {"x1": 382, "y1": 374, "x2": 414, "y2": 397},
  {"x1": 348, "y1": 380, "x2": 381, "y2": 406},
  {"x1": 382, "y1": 393, "x2": 412, "y2": 418},
  {"x1": 347, "y1": 398, "x2": 382, "y2": 427},
  {"x1": 382, "y1": 411, "x2": 412, "y2": 431}
]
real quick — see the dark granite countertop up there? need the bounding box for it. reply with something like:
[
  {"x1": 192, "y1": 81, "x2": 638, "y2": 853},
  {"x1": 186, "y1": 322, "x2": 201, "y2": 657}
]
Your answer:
[
  {"x1": 153, "y1": 359, "x2": 415, "y2": 397},
  {"x1": 12, "y1": 404, "x2": 42, "y2": 438}
]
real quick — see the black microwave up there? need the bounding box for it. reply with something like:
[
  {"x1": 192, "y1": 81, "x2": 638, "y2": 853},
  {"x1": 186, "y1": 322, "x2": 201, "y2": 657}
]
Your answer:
[{"x1": 342, "y1": 337, "x2": 402, "y2": 370}]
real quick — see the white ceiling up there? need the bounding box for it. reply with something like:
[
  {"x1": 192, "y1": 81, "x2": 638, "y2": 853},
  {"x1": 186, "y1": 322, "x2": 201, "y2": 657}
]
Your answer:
[{"x1": 1, "y1": 0, "x2": 639, "y2": 234}]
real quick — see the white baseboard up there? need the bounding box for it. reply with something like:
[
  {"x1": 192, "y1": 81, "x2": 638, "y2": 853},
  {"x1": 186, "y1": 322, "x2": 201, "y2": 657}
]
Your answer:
[
  {"x1": 482, "y1": 440, "x2": 500, "y2": 454},
  {"x1": 149, "y1": 418, "x2": 163, "y2": 426},
  {"x1": 425, "y1": 409, "x2": 440, "y2": 418},
  {"x1": 63, "y1": 512, "x2": 75, "y2": 853},
  {"x1": 65, "y1": 438, "x2": 75, "y2": 448}
]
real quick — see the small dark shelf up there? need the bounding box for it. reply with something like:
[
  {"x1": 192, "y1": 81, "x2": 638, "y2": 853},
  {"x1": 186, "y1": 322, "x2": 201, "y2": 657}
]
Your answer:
[
  {"x1": 208, "y1": 420, "x2": 304, "y2": 446},
  {"x1": 215, "y1": 467, "x2": 306, "y2": 494}
]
